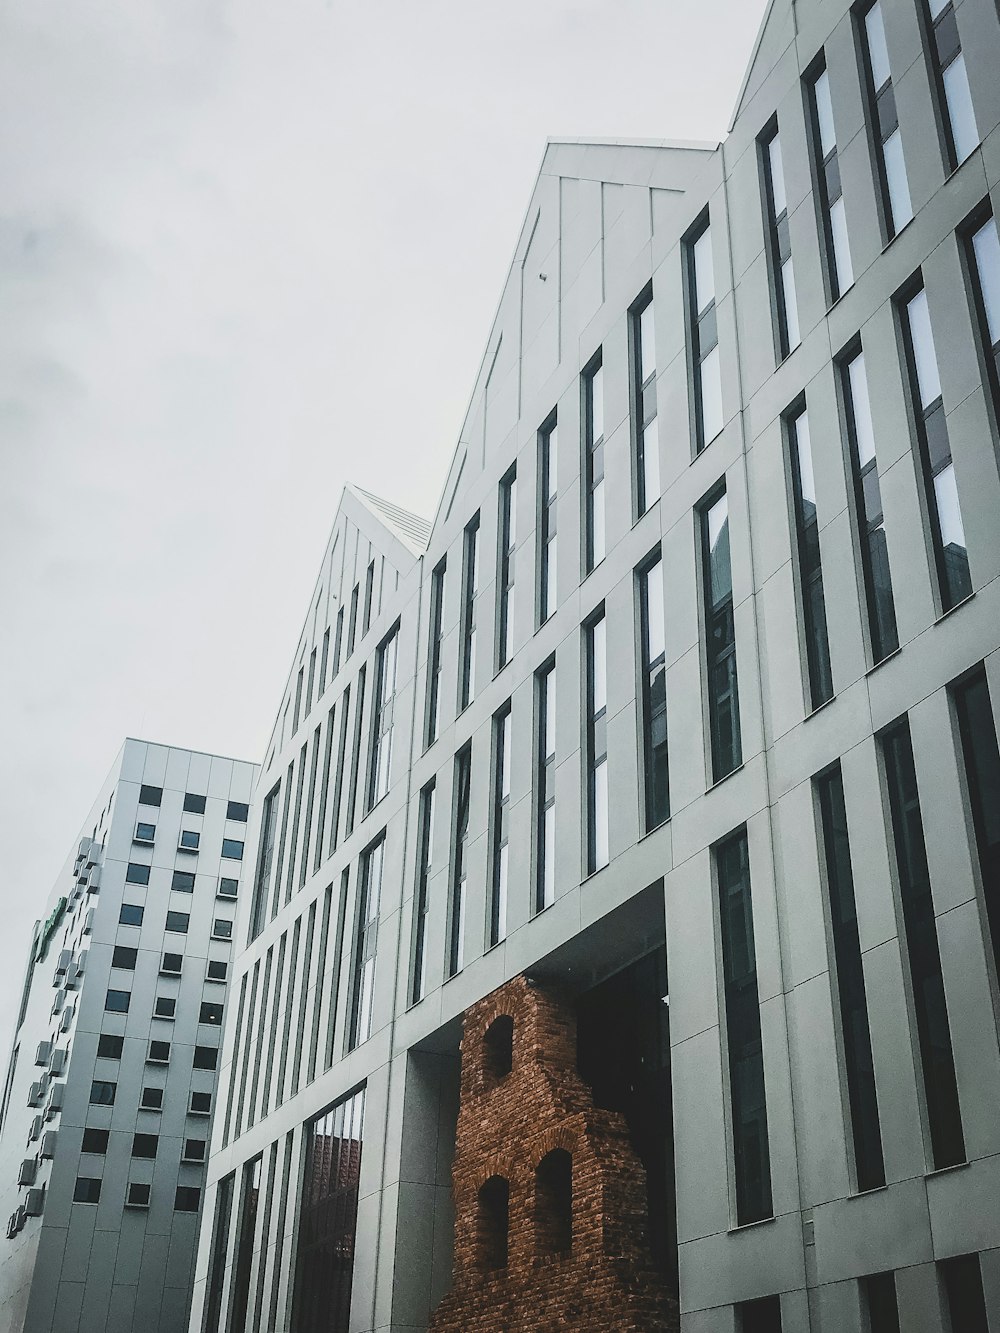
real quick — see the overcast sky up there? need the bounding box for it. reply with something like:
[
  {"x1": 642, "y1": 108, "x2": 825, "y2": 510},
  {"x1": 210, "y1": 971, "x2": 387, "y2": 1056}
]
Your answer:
[{"x1": 0, "y1": 0, "x2": 768, "y2": 1051}]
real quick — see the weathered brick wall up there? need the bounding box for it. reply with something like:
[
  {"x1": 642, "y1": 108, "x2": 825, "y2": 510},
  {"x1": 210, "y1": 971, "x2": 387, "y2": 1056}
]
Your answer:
[{"x1": 429, "y1": 975, "x2": 679, "y2": 1332}]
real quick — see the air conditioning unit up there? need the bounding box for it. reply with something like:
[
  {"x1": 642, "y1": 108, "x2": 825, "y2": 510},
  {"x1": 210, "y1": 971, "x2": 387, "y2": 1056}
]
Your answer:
[
  {"x1": 77, "y1": 838, "x2": 91, "y2": 862},
  {"x1": 83, "y1": 909, "x2": 95, "y2": 935},
  {"x1": 86, "y1": 867, "x2": 101, "y2": 892},
  {"x1": 39, "y1": 1131, "x2": 57, "y2": 1160},
  {"x1": 28, "y1": 1116, "x2": 42, "y2": 1143},
  {"x1": 17, "y1": 1160, "x2": 37, "y2": 1187},
  {"x1": 45, "y1": 1084, "x2": 64, "y2": 1119},
  {"x1": 86, "y1": 843, "x2": 101, "y2": 867},
  {"x1": 75, "y1": 951, "x2": 88, "y2": 975},
  {"x1": 34, "y1": 1042, "x2": 51, "y2": 1067},
  {"x1": 51, "y1": 990, "x2": 65, "y2": 1017},
  {"x1": 59, "y1": 1006, "x2": 74, "y2": 1033},
  {"x1": 49, "y1": 1049, "x2": 67, "y2": 1077},
  {"x1": 6, "y1": 1213, "x2": 16, "y2": 1239},
  {"x1": 24, "y1": 1189, "x2": 44, "y2": 1218},
  {"x1": 26, "y1": 1082, "x2": 44, "y2": 1109}
]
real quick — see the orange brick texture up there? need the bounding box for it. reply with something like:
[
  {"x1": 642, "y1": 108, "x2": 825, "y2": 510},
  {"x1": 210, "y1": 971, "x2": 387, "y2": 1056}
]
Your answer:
[{"x1": 429, "y1": 975, "x2": 679, "y2": 1332}]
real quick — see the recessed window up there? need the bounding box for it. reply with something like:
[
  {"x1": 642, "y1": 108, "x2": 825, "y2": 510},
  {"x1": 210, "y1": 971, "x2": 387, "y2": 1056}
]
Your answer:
[
  {"x1": 175, "y1": 1186, "x2": 201, "y2": 1213},
  {"x1": 535, "y1": 660, "x2": 557, "y2": 914},
  {"x1": 161, "y1": 952, "x2": 183, "y2": 975},
  {"x1": 484, "y1": 1016, "x2": 514, "y2": 1084},
  {"x1": 199, "y1": 1002, "x2": 224, "y2": 1026},
  {"x1": 535, "y1": 1149, "x2": 573, "y2": 1257},
  {"x1": 178, "y1": 830, "x2": 201, "y2": 852},
  {"x1": 476, "y1": 1176, "x2": 510, "y2": 1272},
  {"x1": 171, "y1": 870, "x2": 196, "y2": 893},
  {"x1": 140, "y1": 1087, "x2": 163, "y2": 1110},
  {"x1": 119, "y1": 904, "x2": 144, "y2": 927},
  {"x1": 147, "y1": 1040, "x2": 171, "y2": 1065},
  {"x1": 89, "y1": 1081, "x2": 116, "y2": 1106},
  {"x1": 760, "y1": 120, "x2": 799, "y2": 359},
  {"x1": 217, "y1": 878, "x2": 238, "y2": 899},
  {"x1": 206, "y1": 960, "x2": 228, "y2": 983},
  {"x1": 582, "y1": 353, "x2": 606, "y2": 572},
  {"x1": 193, "y1": 1045, "x2": 218, "y2": 1071},
  {"x1": 105, "y1": 989, "x2": 131, "y2": 1014},
  {"x1": 153, "y1": 997, "x2": 176, "y2": 1020},
  {"x1": 126, "y1": 1183, "x2": 151, "y2": 1208},
  {"x1": 458, "y1": 516, "x2": 480, "y2": 711},
  {"x1": 701, "y1": 487, "x2": 741, "y2": 781},
  {"x1": 221, "y1": 839, "x2": 244, "y2": 861},
  {"x1": 212, "y1": 919, "x2": 233, "y2": 941},
  {"x1": 584, "y1": 609, "x2": 609, "y2": 874},
  {"x1": 183, "y1": 793, "x2": 206, "y2": 814},
  {"x1": 82, "y1": 1128, "x2": 109, "y2": 1154},
  {"x1": 226, "y1": 800, "x2": 249, "y2": 822},
  {"x1": 189, "y1": 1091, "x2": 212, "y2": 1115},
  {"x1": 111, "y1": 946, "x2": 137, "y2": 971},
  {"x1": 138, "y1": 785, "x2": 162, "y2": 807},
  {"x1": 448, "y1": 749, "x2": 472, "y2": 979},
  {"x1": 166, "y1": 911, "x2": 190, "y2": 935},
  {"x1": 132, "y1": 1132, "x2": 158, "y2": 1159},
  {"x1": 630, "y1": 289, "x2": 659, "y2": 516},
  {"x1": 125, "y1": 863, "x2": 150, "y2": 885},
  {"x1": 73, "y1": 1176, "x2": 102, "y2": 1204},
  {"x1": 857, "y1": 0, "x2": 912, "y2": 239},
  {"x1": 134, "y1": 822, "x2": 156, "y2": 844},
  {"x1": 537, "y1": 416, "x2": 558, "y2": 625},
  {"x1": 96, "y1": 1035, "x2": 123, "y2": 1060},
  {"x1": 425, "y1": 560, "x2": 446, "y2": 746},
  {"x1": 183, "y1": 1138, "x2": 207, "y2": 1163}
]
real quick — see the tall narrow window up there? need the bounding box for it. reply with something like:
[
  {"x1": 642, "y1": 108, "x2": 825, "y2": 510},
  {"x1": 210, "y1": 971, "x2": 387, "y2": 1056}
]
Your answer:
[
  {"x1": 953, "y1": 667, "x2": 1000, "y2": 981},
  {"x1": 760, "y1": 123, "x2": 799, "y2": 358},
  {"x1": 345, "y1": 666, "x2": 367, "y2": 839},
  {"x1": 858, "y1": 0, "x2": 913, "y2": 238},
  {"x1": 459, "y1": 515, "x2": 480, "y2": 711},
  {"x1": 449, "y1": 745, "x2": 472, "y2": 976},
  {"x1": 306, "y1": 647, "x2": 317, "y2": 717},
  {"x1": 425, "y1": 559, "x2": 446, "y2": 747},
  {"x1": 940, "y1": 1254, "x2": 989, "y2": 1333},
  {"x1": 332, "y1": 605, "x2": 345, "y2": 679},
  {"x1": 864, "y1": 1272, "x2": 901, "y2": 1333},
  {"x1": 882, "y1": 719, "x2": 965, "y2": 1167},
  {"x1": 638, "y1": 554, "x2": 669, "y2": 830},
  {"x1": 362, "y1": 560, "x2": 375, "y2": 635},
  {"x1": 537, "y1": 415, "x2": 558, "y2": 624},
  {"x1": 965, "y1": 210, "x2": 1000, "y2": 422},
  {"x1": 228, "y1": 1156, "x2": 262, "y2": 1333},
  {"x1": 348, "y1": 836, "x2": 384, "y2": 1049},
  {"x1": 585, "y1": 610, "x2": 608, "y2": 874},
  {"x1": 816, "y1": 766, "x2": 885, "y2": 1190},
  {"x1": 788, "y1": 405, "x2": 834, "y2": 708},
  {"x1": 900, "y1": 282, "x2": 972, "y2": 609},
  {"x1": 687, "y1": 216, "x2": 723, "y2": 451},
  {"x1": 314, "y1": 705, "x2": 335, "y2": 874},
  {"x1": 535, "y1": 660, "x2": 556, "y2": 913},
  {"x1": 489, "y1": 704, "x2": 512, "y2": 948},
  {"x1": 293, "y1": 666, "x2": 305, "y2": 734},
  {"x1": 921, "y1": 0, "x2": 978, "y2": 168},
  {"x1": 202, "y1": 1173, "x2": 235, "y2": 1333},
  {"x1": 285, "y1": 743, "x2": 308, "y2": 903},
  {"x1": 716, "y1": 829, "x2": 772, "y2": 1225},
  {"x1": 701, "y1": 489, "x2": 742, "y2": 781},
  {"x1": 411, "y1": 781, "x2": 435, "y2": 1005},
  {"x1": 319, "y1": 626, "x2": 330, "y2": 696},
  {"x1": 250, "y1": 783, "x2": 280, "y2": 941},
  {"x1": 299, "y1": 725, "x2": 321, "y2": 888},
  {"x1": 291, "y1": 1090, "x2": 365, "y2": 1333},
  {"x1": 368, "y1": 627, "x2": 398, "y2": 808},
  {"x1": 583, "y1": 355, "x2": 605, "y2": 573},
  {"x1": 840, "y1": 346, "x2": 899, "y2": 662},
  {"x1": 346, "y1": 584, "x2": 359, "y2": 659},
  {"x1": 631, "y1": 290, "x2": 659, "y2": 514},
  {"x1": 807, "y1": 61, "x2": 853, "y2": 300},
  {"x1": 328, "y1": 684, "x2": 351, "y2": 857},
  {"x1": 496, "y1": 470, "x2": 516, "y2": 670}
]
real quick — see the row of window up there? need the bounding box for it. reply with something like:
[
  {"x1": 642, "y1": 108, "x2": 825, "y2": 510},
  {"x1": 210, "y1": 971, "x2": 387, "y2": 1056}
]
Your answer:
[
  {"x1": 133, "y1": 825, "x2": 246, "y2": 861},
  {"x1": 80, "y1": 1127, "x2": 206, "y2": 1162},
  {"x1": 73, "y1": 1176, "x2": 201, "y2": 1212},
  {"x1": 95, "y1": 1028, "x2": 220, "y2": 1068},
  {"x1": 89, "y1": 1080, "x2": 213, "y2": 1116},
  {"x1": 113, "y1": 909, "x2": 232, "y2": 940},
  {"x1": 138, "y1": 786, "x2": 248, "y2": 822}
]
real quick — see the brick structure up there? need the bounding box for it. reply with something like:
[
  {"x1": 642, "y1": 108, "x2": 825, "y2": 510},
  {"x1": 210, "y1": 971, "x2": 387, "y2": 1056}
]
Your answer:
[{"x1": 429, "y1": 976, "x2": 679, "y2": 1332}]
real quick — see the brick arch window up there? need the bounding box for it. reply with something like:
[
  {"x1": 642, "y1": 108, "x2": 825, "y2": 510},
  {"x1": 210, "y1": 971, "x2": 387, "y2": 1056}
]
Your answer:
[
  {"x1": 535, "y1": 1148, "x2": 572, "y2": 1257},
  {"x1": 476, "y1": 1176, "x2": 510, "y2": 1272},
  {"x1": 483, "y1": 1015, "x2": 514, "y2": 1086}
]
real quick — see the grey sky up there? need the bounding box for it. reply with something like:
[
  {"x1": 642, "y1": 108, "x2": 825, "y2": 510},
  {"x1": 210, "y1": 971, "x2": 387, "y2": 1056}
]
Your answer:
[{"x1": 0, "y1": 0, "x2": 768, "y2": 1051}]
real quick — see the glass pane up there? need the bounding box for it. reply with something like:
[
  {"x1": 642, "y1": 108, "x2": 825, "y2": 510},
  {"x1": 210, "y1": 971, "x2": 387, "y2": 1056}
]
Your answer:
[
  {"x1": 591, "y1": 364, "x2": 604, "y2": 440},
  {"x1": 547, "y1": 425, "x2": 558, "y2": 496},
  {"x1": 693, "y1": 225, "x2": 715, "y2": 312},
  {"x1": 830, "y1": 196, "x2": 854, "y2": 292},
  {"x1": 933, "y1": 461, "x2": 968, "y2": 553},
  {"x1": 972, "y1": 217, "x2": 1000, "y2": 346},
  {"x1": 814, "y1": 68, "x2": 836, "y2": 155},
  {"x1": 542, "y1": 806, "x2": 556, "y2": 907},
  {"x1": 793, "y1": 412, "x2": 817, "y2": 513},
  {"x1": 592, "y1": 480, "x2": 606, "y2": 565},
  {"x1": 906, "y1": 288, "x2": 941, "y2": 408},
  {"x1": 706, "y1": 493, "x2": 732, "y2": 606},
  {"x1": 644, "y1": 560, "x2": 666, "y2": 662},
  {"x1": 883, "y1": 129, "x2": 913, "y2": 233},
  {"x1": 865, "y1": 2, "x2": 891, "y2": 90},
  {"x1": 781, "y1": 259, "x2": 800, "y2": 349},
  {"x1": 767, "y1": 134, "x2": 787, "y2": 216},
  {"x1": 700, "y1": 343, "x2": 724, "y2": 443},
  {"x1": 593, "y1": 759, "x2": 609, "y2": 870},
  {"x1": 643, "y1": 419, "x2": 660, "y2": 505},
  {"x1": 592, "y1": 616, "x2": 607, "y2": 714},
  {"x1": 639, "y1": 300, "x2": 656, "y2": 383},
  {"x1": 943, "y1": 54, "x2": 978, "y2": 164},
  {"x1": 848, "y1": 351, "x2": 877, "y2": 467}
]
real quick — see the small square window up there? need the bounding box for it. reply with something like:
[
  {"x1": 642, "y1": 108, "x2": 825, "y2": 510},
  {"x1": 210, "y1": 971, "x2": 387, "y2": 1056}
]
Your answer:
[
  {"x1": 171, "y1": 870, "x2": 196, "y2": 893},
  {"x1": 153, "y1": 996, "x2": 176, "y2": 1020},
  {"x1": 226, "y1": 800, "x2": 249, "y2": 822},
  {"x1": 221, "y1": 839, "x2": 244, "y2": 861},
  {"x1": 183, "y1": 793, "x2": 206, "y2": 814},
  {"x1": 111, "y1": 946, "x2": 137, "y2": 971},
  {"x1": 147, "y1": 1040, "x2": 171, "y2": 1064},
  {"x1": 217, "y1": 878, "x2": 239, "y2": 899},
  {"x1": 132, "y1": 1133, "x2": 158, "y2": 1159},
  {"x1": 139, "y1": 785, "x2": 162, "y2": 807},
  {"x1": 178, "y1": 830, "x2": 200, "y2": 852},
  {"x1": 206, "y1": 960, "x2": 228, "y2": 983},
  {"x1": 193, "y1": 1046, "x2": 218, "y2": 1071},
  {"x1": 199, "y1": 1002, "x2": 224, "y2": 1026},
  {"x1": 166, "y1": 912, "x2": 190, "y2": 934},
  {"x1": 140, "y1": 1087, "x2": 163, "y2": 1110},
  {"x1": 212, "y1": 919, "x2": 233, "y2": 941},
  {"x1": 161, "y1": 953, "x2": 183, "y2": 975},
  {"x1": 90, "y1": 1080, "x2": 116, "y2": 1106},
  {"x1": 96, "y1": 1035, "x2": 123, "y2": 1060},
  {"x1": 126, "y1": 1182, "x2": 151, "y2": 1208},
  {"x1": 82, "y1": 1128, "x2": 109, "y2": 1154},
  {"x1": 105, "y1": 989, "x2": 130, "y2": 1014},
  {"x1": 119, "y1": 904, "x2": 144, "y2": 927},
  {"x1": 125, "y1": 863, "x2": 150, "y2": 885},
  {"x1": 189, "y1": 1091, "x2": 212, "y2": 1115},
  {"x1": 182, "y1": 1138, "x2": 207, "y2": 1163},
  {"x1": 174, "y1": 1186, "x2": 201, "y2": 1212},
  {"x1": 134, "y1": 822, "x2": 156, "y2": 843},
  {"x1": 73, "y1": 1176, "x2": 102, "y2": 1204}
]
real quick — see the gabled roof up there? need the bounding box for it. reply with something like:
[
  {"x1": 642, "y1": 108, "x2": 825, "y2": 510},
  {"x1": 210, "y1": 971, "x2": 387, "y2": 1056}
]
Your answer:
[{"x1": 350, "y1": 485, "x2": 430, "y2": 557}]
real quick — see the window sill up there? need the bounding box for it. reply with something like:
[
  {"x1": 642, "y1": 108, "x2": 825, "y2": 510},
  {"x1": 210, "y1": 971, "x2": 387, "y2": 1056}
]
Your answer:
[
  {"x1": 926, "y1": 1159, "x2": 969, "y2": 1180},
  {"x1": 825, "y1": 281, "x2": 854, "y2": 315},
  {"x1": 865, "y1": 647, "x2": 901, "y2": 677},
  {"x1": 880, "y1": 215, "x2": 915, "y2": 256},
  {"x1": 804, "y1": 695, "x2": 836, "y2": 721},
  {"x1": 639, "y1": 817, "x2": 670, "y2": 842},
  {"x1": 935, "y1": 589, "x2": 975, "y2": 625},
  {"x1": 580, "y1": 861, "x2": 610, "y2": 886},
  {"x1": 706, "y1": 762, "x2": 745, "y2": 794},
  {"x1": 727, "y1": 1213, "x2": 776, "y2": 1236}
]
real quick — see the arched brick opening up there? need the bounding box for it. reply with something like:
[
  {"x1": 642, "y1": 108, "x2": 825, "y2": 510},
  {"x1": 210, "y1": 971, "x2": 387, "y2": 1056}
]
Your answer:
[
  {"x1": 483, "y1": 1015, "x2": 514, "y2": 1086},
  {"x1": 476, "y1": 1176, "x2": 510, "y2": 1272},
  {"x1": 534, "y1": 1148, "x2": 572, "y2": 1258}
]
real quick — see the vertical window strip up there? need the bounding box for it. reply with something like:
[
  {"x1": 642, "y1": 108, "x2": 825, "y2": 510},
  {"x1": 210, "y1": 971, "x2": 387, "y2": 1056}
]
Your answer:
[
  {"x1": 362, "y1": 559, "x2": 375, "y2": 635},
  {"x1": 259, "y1": 932, "x2": 287, "y2": 1119},
  {"x1": 324, "y1": 868, "x2": 350, "y2": 1068},
  {"x1": 221, "y1": 972, "x2": 249, "y2": 1149},
  {"x1": 638, "y1": 555, "x2": 669, "y2": 830},
  {"x1": 788, "y1": 406, "x2": 834, "y2": 708},
  {"x1": 702, "y1": 489, "x2": 742, "y2": 781},
  {"x1": 425, "y1": 560, "x2": 446, "y2": 747},
  {"x1": 940, "y1": 1254, "x2": 990, "y2": 1332},
  {"x1": 267, "y1": 1133, "x2": 294, "y2": 1333},
  {"x1": 331, "y1": 606, "x2": 345, "y2": 680},
  {"x1": 807, "y1": 61, "x2": 853, "y2": 300},
  {"x1": 536, "y1": 662, "x2": 557, "y2": 913},
  {"x1": 305, "y1": 648, "x2": 316, "y2": 718},
  {"x1": 292, "y1": 667, "x2": 304, "y2": 734},
  {"x1": 881, "y1": 719, "x2": 965, "y2": 1167},
  {"x1": 760, "y1": 124, "x2": 800, "y2": 357},
  {"x1": 274, "y1": 916, "x2": 301, "y2": 1108},
  {"x1": 538, "y1": 416, "x2": 558, "y2": 624},
  {"x1": 922, "y1": 0, "x2": 978, "y2": 168},
  {"x1": 307, "y1": 884, "x2": 333, "y2": 1083},
  {"x1": 966, "y1": 210, "x2": 1000, "y2": 421},
  {"x1": 314, "y1": 706, "x2": 336, "y2": 874},
  {"x1": 449, "y1": 745, "x2": 472, "y2": 976},
  {"x1": 583, "y1": 355, "x2": 606, "y2": 572},
  {"x1": 233, "y1": 961, "x2": 261, "y2": 1142},
  {"x1": 459, "y1": 516, "x2": 480, "y2": 711},
  {"x1": 585, "y1": 610, "x2": 609, "y2": 874},
  {"x1": 298, "y1": 726, "x2": 322, "y2": 890},
  {"x1": 290, "y1": 898, "x2": 317, "y2": 1096},
  {"x1": 328, "y1": 685, "x2": 351, "y2": 856},
  {"x1": 368, "y1": 628, "x2": 398, "y2": 809},
  {"x1": 203, "y1": 1174, "x2": 235, "y2": 1333},
  {"x1": 497, "y1": 471, "x2": 517, "y2": 670},
  {"x1": 346, "y1": 584, "x2": 359, "y2": 659},
  {"x1": 632, "y1": 291, "x2": 659, "y2": 514},
  {"x1": 816, "y1": 766, "x2": 885, "y2": 1190},
  {"x1": 952, "y1": 667, "x2": 1000, "y2": 982},
  {"x1": 284, "y1": 745, "x2": 308, "y2": 906},
  {"x1": 411, "y1": 782, "x2": 436, "y2": 1005},
  {"x1": 245, "y1": 947, "x2": 273, "y2": 1132},
  {"x1": 863, "y1": 1272, "x2": 901, "y2": 1333},
  {"x1": 489, "y1": 704, "x2": 512, "y2": 948},
  {"x1": 840, "y1": 347, "x2": 899, "y2": 662},
  {"x1": 900, "y1": 283, "x2": 972, "y2": 610},
  {"x1": 250, "y1": 783, "x2": 280, "y2": 941},
  {"x1": 858, "y1": 0, "x2": 913, "y2": 237},
  {"x1": 349, "y1": 837, "x2": 384, "y2": 1048},
  {"x1": 688, "y1": 217, "x2": 723, "y2": 451},
  {"x1": 716, "y1": 829, "x2": 773, "y2": 1225},
  {"x1": 250, "y1": 1143, "x2": 278, "y2": 1330},
  {"x1": 319, "y1": 626, "x2": 330, "y2": 697},
  {"x1": 345, "y1": 666, "x2": 368, "y2": 838},
  {"x1": 227, "y1": 1155, "x2": 262, "y2": 1333}
]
